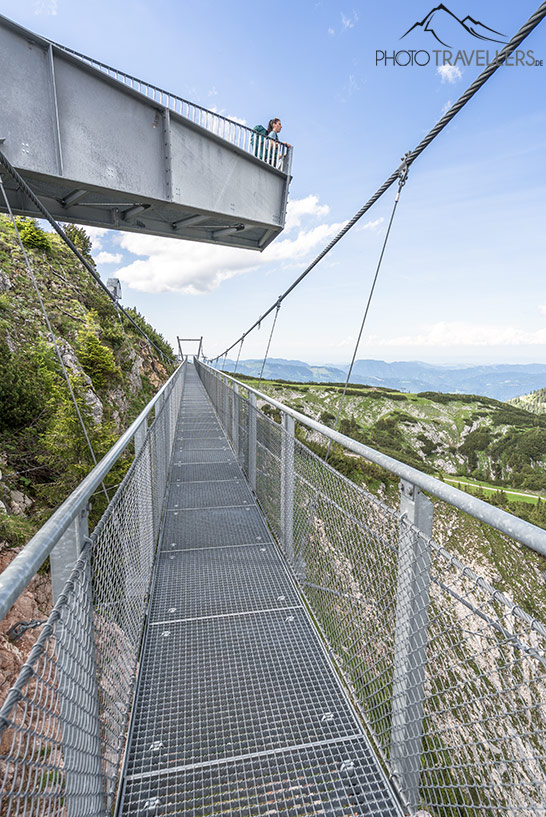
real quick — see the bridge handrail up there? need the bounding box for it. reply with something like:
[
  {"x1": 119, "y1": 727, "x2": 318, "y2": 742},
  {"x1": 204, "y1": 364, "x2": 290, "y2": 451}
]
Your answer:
[
  {"x1": 51, "y1": 42, "x2": 292, "y2": 171},
  {"x1": 196, "y1": 358, "x2": 546, "y2": 814},
  {"x1": 204, "y1": 362, "x2": 546, "y2": 557},
  {"x1": 0, "y1": 363, "x2": 183, "y2": 621}
]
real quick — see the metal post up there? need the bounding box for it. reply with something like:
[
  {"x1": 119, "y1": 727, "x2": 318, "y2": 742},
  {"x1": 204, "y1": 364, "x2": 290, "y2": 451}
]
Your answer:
[
  {"x1": 390, "y1": 479, "x2": 433, "y2": 814},
  {"x1": 134, "y1": 416, "x2": 154, "y2": 583},
  {"x1": 224, "y1": 376, "x2": 229, "y2": 429},
  {"x1": 165, "y1": 389, "x2": 172, "y2": 460},
  {"x1": 248, "y1": 392, "x2": 257, "y2": 492},
  {"x1": 232, "y1": 384, "x2": 239, "y2": 460},
  {"x1": 134, "y1": 417, "x2": 147, "y2": 454},
  {"x1": 58, "y1": 555, "x2": 104, "y2": 817},
  {"x1": 221, "y1": 375, "x2": 226, "y2": 428},
  {"x1": 50, "y1": 505, "x2": 89, "y2": 602},
  {"x1": 153, "y1": 410, "x2": 166, "y2": 529},
  {"x1": 281, "y1": 413, "x2": 295, "y2": 564}
]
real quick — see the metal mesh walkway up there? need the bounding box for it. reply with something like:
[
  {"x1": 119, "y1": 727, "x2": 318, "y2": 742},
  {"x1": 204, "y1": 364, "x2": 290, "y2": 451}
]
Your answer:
[{"x1": 117, "y1": 365, "x2": 403, "y2": 817}]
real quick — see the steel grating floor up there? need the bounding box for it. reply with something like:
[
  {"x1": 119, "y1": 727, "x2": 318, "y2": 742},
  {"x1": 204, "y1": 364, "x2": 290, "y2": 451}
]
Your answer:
[{"x1": 118, "y1": 365, "x2": 404, "y2": 817}]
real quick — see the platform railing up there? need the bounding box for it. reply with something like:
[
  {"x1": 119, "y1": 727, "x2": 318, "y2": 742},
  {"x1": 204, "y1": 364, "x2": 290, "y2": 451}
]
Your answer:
[
  {"x1": 50, "y1": 42, "x2": 292, "y2": 174},
  {"x1": 196, "y1": 359, "x2": 546, "y2": 817},
  {"x1": 0, "y1": 361, "x2": 186, "y2": 817}
]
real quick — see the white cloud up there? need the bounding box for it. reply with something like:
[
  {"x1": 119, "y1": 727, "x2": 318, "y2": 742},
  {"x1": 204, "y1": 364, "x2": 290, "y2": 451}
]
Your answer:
[
  {"x1": 34, "y1": 0, "x2": 57, "y2": 14},
  {"x1": 85, "y1": 226, "x2": 109, "y2": 250},
  {"x1": 335, "y1": 335, "x2": 355, "y2": 348},
  {"x1": 369, "y1": 321, "x2": 546, "y2": 348},
  {"x1": 208, "y1": 87, "x2": 218, "y2": 97},
  {"x1": 341, "y1": 11, "x2": 358, "y2": 29},
  {"x1": 264, "y1": 221, "x2": 346, "y2": 261},
  {"x1": 539, "y1": 303, "x2": 546, "y2": 315},
  {"x1": 95, "y1": 251, "x2": 123, "y2": 264},
  {"x1": 207, "y1": 106, "x2": 247, "y2": 127},
  {"x1": 347, "y1": 74, "x2": 359, "y2": 93},
  {"x1": 437, "y1": 65, "x2": 462, "y2": 84},
  {"x1": 441, "y1": 99, "x2": 453, "y2": 115},
  {"x1": 328, "y1": 27, "x2": 335, "y2": 36},
  {"x1": 285, "y1": 195, "x2": 330, "y2": 231},
  {"x1": 113, "y1": 196, "x2": 342, "y2": 294},
  {"x1": 357, "y1": 217, "x2": 384, "y2": 232},
  {"x1": 114, "y1": 235, "x2": 257, "y2": 294}
]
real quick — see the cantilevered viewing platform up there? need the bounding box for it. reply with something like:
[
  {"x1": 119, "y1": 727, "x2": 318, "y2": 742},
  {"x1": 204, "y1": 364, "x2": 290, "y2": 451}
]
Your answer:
[{"x1": 0, "y1": 14, "x2": 292, "y2": 250}]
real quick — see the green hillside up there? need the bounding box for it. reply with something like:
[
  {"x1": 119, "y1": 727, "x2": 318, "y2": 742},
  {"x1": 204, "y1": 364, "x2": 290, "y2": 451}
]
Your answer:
[
  {"x1": 232, "y1": 374, "x2": 546, "y2": 529},
  {"x1": 508, "y1": 386, "x2": 546, "y2": 415},
  {"x1": 229, "y1": 372, "x2": 546, "y2": 623},
  {"x1": 0, "y1": 214, "x2": 174, "y2": 547}
]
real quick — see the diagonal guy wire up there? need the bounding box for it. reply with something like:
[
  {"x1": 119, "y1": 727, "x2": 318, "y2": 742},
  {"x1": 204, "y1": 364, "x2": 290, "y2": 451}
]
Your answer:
[{"x1": 212, "y1": 1, "x2": 546, "y2": 361}]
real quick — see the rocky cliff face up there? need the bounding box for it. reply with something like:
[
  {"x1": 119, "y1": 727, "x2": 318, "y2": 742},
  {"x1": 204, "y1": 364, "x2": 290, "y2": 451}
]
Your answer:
[{"x1": 0, "y1": 215, "x2": 175, "y2": 697}]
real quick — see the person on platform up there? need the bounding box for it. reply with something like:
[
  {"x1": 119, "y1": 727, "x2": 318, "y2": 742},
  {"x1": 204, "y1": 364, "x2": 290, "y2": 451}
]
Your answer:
[{"x1": 266, "y1": 118, "x2": 290, "y2": 167}]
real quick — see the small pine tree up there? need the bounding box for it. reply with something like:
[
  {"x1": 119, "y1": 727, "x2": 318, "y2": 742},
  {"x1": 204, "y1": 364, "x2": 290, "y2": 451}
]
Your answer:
[
  {"x1": 63, "y1": 224, "x2": 93, "y2": 258},
  {"x1": 77, "y1": 328, "x2": 121, "y2": 392},
  {"x1": 15, "y1": 217, "x2": 51, "y2": 252}
]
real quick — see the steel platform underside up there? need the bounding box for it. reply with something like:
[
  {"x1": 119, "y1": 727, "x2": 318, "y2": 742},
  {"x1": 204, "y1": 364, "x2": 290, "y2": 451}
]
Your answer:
[{"x1": 117, "y1": 366, "x2": 403, "y2": 816}]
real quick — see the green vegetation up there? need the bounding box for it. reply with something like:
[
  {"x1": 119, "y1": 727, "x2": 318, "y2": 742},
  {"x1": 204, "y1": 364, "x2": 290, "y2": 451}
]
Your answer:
[
  {"x1": 0, "y1": 213, "x2": 174, "y2": 547},
  {"x1": 77, "y1": 317, "x2": 122, "y2": 391},
  {"x1": 125, "y1": 307, "x2": 174, "y2": 361},
  {"x1": 62, "y1": 223, "x2": 93, "y2": 258},
  {"x1": 14, "y1": 217, "x2": 51, "y2": 253},
  {"x1": 0, "y1": 340, "x2": 47, "y2": 432},
  {"x1": 508, "y1": 386, "x2": 546, "y2": 416},
  {"x1": 249, "y1": 376, "x2": 546, "y2": 529}
]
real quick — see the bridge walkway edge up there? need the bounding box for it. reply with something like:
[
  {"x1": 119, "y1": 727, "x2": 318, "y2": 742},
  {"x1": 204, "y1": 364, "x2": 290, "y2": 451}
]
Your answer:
[{"x1": 117, "y1": 363, "x2": 404, "y2": 816}]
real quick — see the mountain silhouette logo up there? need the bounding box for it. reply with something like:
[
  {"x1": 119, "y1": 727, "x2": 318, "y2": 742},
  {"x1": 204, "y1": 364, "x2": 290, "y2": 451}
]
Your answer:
[{"x1": 401, "y1": 4, "x2": 507, "y2": 48}]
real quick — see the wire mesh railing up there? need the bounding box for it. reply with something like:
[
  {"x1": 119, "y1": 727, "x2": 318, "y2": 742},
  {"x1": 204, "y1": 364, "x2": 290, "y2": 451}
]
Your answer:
[
  {"x1": 51, "y1": 42, "x2": 292, "y2": 173},
  {"x1": 0, "y1": 362, "x2": 186, "y2": 817},
  {"x1": 196, "y1": 359, "x2": 546, "y2": 817}
]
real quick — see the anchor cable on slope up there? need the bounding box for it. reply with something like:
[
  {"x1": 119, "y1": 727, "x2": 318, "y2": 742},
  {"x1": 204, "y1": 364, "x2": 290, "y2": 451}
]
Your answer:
[
  {"x1": 0, "y1": 176, "x2": 110, "y2": 502},
  {"x1": 0, "y1": 149, "x2": 176, "y2": 364},
  {"x1": 211, "y1": 0, "x2": 546, "y2": 364}
]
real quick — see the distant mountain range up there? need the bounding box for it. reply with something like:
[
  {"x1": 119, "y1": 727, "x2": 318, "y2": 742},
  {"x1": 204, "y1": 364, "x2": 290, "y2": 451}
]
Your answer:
[{"x1": 217, "y1": 358, "x2": 546, "y2": 402}]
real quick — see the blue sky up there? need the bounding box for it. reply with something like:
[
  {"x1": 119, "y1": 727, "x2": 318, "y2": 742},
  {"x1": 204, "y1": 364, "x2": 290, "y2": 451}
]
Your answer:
[{"x1": 2, "y1": 0, "x2": 545, "y2": 364}]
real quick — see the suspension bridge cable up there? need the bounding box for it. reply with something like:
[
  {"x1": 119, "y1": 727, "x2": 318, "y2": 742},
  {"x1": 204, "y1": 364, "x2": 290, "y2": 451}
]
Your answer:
[
  {"x1": 293, "y1": 164, "x2": 410, "y2": 564},
  {"x1": 258, "y1": 299, "x2": 282, "y2": 382},
  {"x1": 212, "y1": 0, "x2": 546, "y2": 362},
  {"x1": 0, "y1": 149, "x2": 176, "y2": 363},
  {"x1": 326, "y1": 160, "x2": 409, "y2": 461},
  {"x1": 0, "y1": 177, "x2": 110, "y2": 502},
  {"x1": 234, "y1": 335, "x2": 245, "y2": 374}
]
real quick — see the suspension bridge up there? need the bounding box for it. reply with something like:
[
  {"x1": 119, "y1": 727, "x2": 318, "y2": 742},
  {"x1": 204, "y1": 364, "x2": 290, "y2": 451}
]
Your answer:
[{"x1": 1, "y1": 7, "x2": 546, "y2": 817}]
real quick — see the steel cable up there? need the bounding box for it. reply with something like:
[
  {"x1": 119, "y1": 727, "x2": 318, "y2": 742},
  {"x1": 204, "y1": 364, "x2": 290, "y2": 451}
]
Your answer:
[
  {"x1": 258, "y1": 299, "x2": 282, "y2": 381},
  {"x1": 0, "y1": 177, "x2": 110, "y2": 501},
  {"x1": 296, "y1": 167, "x2": 409, "y2": 572},
  {"x1": 0, "y1": 149, "x2": 176, "y2": 363},
  {"x1": 326, "y1": 162, "x2": 409, "y2": 460},
  {"x1": 212, "y1": 1, "x2": 546, "y2": 362},
  {"x1": 233, "y1": 335, "x2": 245, "y2": 374}
]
